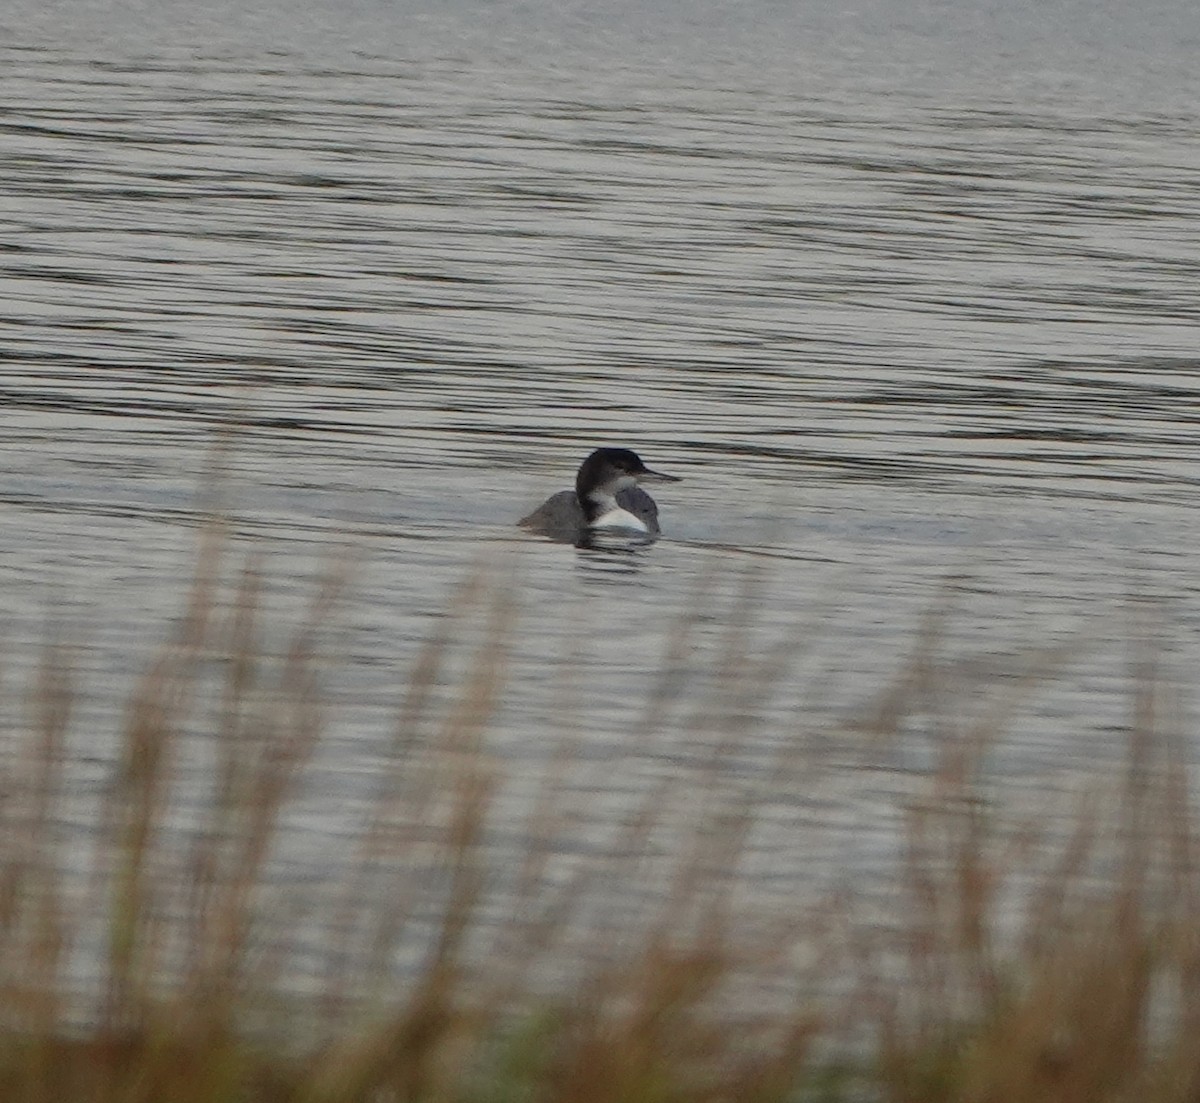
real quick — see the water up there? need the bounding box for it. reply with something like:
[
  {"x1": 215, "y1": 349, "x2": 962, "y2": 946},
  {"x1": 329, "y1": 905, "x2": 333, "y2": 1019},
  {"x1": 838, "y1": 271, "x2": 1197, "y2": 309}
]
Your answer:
[{"x1": 5, "y1": 0, "x2": 1200, "y2": 989}]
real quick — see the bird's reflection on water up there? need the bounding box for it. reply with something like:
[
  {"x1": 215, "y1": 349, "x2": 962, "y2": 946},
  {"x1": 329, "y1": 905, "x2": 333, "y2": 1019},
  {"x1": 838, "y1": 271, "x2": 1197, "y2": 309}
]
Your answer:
[{"x1": 573, "y1": 538, "x2": 656, "y2": 579}]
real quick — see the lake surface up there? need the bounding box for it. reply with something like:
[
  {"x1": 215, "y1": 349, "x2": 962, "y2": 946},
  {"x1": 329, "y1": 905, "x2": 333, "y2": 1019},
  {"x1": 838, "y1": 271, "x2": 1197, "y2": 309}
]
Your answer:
[{"x1": 4, "y1": 0, "x2": 1200, "y2": 993}]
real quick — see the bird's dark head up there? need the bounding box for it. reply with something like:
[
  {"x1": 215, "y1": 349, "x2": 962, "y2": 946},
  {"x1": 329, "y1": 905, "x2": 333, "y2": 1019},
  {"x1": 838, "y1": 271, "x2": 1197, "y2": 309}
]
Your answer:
[{"x1": 576, "y1": 447, "x2": 681, "y2": 500}]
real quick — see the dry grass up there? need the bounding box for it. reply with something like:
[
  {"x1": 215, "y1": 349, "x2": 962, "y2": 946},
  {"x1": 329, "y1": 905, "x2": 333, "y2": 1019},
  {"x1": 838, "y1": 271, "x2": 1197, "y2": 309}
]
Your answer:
[{"x1": 0, "y1": 527, "x2": 1199, "y2": 1101}]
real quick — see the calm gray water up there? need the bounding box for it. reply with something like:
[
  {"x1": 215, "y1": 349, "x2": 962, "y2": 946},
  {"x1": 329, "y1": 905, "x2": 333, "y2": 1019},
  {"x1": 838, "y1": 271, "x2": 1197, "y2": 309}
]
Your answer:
[{"x1": 5, "y1": 0, "x2": 1200, "y2": 986}]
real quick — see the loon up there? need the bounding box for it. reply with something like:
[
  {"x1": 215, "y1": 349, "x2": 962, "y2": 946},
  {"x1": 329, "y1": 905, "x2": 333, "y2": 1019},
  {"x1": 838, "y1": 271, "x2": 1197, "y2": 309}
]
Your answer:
[{"x1": 519, "y1": 447, "x2": 682, "y2": 542}]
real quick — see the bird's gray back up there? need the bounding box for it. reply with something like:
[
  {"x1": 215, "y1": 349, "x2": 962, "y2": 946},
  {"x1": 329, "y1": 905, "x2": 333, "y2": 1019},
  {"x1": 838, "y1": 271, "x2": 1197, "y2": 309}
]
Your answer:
[
  {"x1": 519, "y1": 486, "x2": 661, "y2": 538},
  {"x1": 518, "y1": 490, "x2": 585, "y2": 537}
]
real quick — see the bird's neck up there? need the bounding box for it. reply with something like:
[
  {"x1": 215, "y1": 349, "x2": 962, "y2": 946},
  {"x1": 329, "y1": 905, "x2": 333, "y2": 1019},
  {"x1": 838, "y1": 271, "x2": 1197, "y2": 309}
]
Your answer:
[{"x1": 582, "y1": 489, "x2": 647, "y2": 532}]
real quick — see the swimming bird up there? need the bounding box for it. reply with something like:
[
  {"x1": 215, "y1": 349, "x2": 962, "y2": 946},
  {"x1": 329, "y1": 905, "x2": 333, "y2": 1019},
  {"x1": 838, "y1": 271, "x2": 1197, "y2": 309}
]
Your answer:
[{"x1": 519, "y1": 447, "x2": 682, "y2": 542}]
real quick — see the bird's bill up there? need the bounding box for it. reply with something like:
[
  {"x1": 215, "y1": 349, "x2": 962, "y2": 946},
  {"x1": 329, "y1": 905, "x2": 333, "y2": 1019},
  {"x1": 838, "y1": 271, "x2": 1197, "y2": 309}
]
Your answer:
[{"x1": 638, "y1": 467, "x2": 682, "y2": 483}]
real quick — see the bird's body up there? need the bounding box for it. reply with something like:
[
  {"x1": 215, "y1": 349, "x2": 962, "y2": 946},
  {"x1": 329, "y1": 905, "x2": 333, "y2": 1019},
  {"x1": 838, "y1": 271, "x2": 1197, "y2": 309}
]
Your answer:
[
  {"x1": 519, "y1": 485, "x2": 662, "y2": 536},
  {"x1": 519, "y1": 448, "x2": 680, "y2": 543}
]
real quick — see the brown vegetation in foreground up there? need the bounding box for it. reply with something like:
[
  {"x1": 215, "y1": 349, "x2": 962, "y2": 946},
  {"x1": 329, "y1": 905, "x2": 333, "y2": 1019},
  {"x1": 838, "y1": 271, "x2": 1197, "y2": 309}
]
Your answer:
[{"x1": 1, "y1": 526, "x2": 1200, "y2": 1101}]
